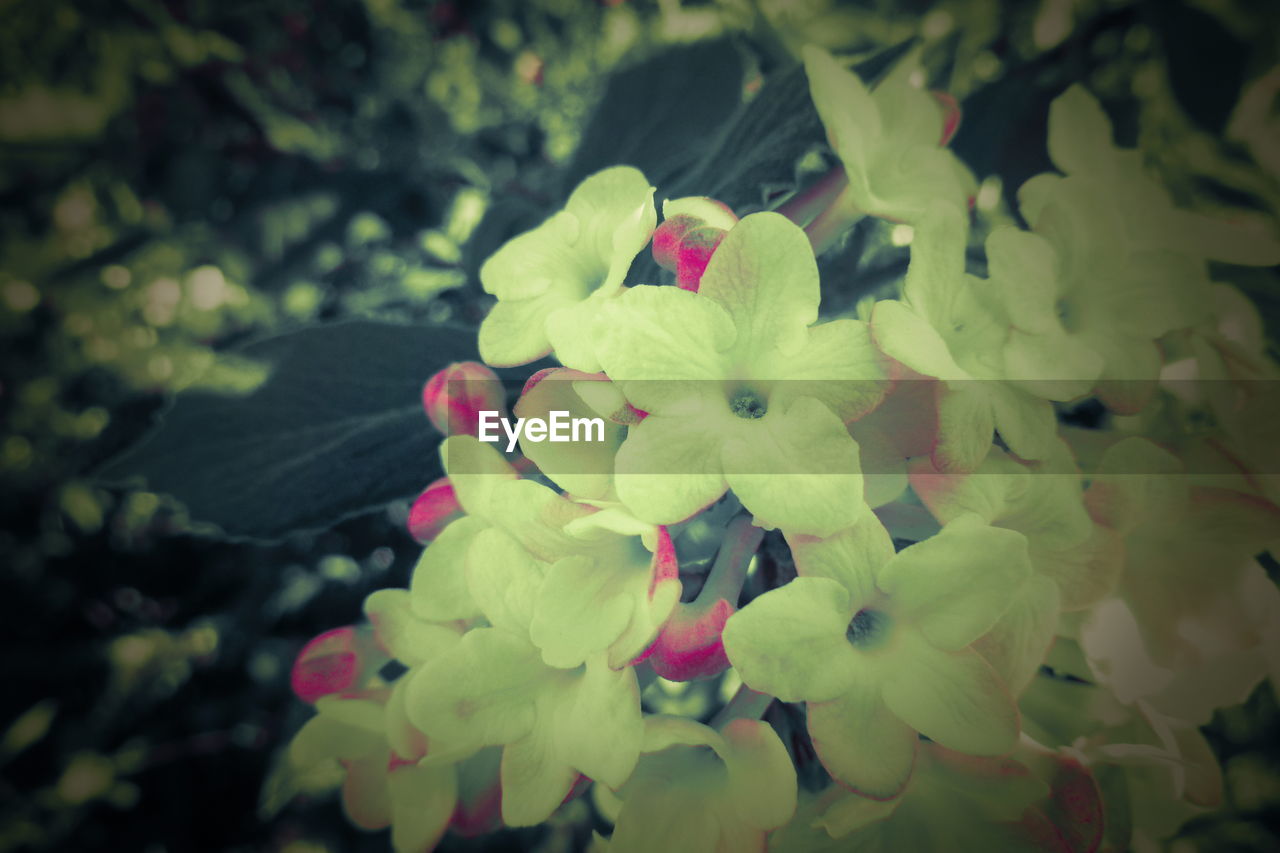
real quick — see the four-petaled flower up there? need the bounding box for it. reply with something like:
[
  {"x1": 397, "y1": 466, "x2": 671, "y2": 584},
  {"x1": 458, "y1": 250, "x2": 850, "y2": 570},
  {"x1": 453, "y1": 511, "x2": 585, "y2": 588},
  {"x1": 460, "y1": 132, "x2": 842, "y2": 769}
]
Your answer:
[{"x1": 723, "y1": 513, "x2": 1030, "y2": 797}]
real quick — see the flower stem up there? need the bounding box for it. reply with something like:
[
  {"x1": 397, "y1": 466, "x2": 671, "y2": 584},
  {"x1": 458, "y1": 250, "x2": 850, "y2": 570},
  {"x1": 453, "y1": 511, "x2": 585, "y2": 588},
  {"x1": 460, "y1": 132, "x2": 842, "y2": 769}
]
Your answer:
[
  {"x1": 803, "y1": 183, "x2": 865, "y2": 254},
  {"x1": 711, "y1": 683, "x2": 773, "y2": 729},
  {"x1": 776, "y1": 166, "x2": 849, "y2": 228},
  {"x1": 695, "y1": 513, "x2": 763, "y2": 607}
]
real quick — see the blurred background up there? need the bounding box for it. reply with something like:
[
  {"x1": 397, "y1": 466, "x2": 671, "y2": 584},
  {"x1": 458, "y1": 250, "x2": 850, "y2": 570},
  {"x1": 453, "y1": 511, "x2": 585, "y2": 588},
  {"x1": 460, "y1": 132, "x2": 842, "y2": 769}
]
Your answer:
[{"x1": 2, "y1": 0, "x2": 1280, "y2": 850}]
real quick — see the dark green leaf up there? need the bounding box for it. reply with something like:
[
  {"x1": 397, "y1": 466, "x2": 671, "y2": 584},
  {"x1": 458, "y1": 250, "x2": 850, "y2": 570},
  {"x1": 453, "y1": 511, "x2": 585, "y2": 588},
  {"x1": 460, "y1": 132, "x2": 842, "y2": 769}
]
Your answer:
[
  {"x1": 98, "y1": 320, "x2": 476, "y2": 542},
  {"x1": 950, "y1": 70, "x2": 1055, "y2": 205},
  {"x1": 1149, "y1": 0, "x2": 1246, "y2": 135},
  {"x1": 622, "y1": 39, "x2": 918, "y2": 285},
  {"x1": 669, "y1": 38, "x2": 917, "y2": 213},
  {"x1": 563, "y1": 38, "x2": 746, "y2": 196}
]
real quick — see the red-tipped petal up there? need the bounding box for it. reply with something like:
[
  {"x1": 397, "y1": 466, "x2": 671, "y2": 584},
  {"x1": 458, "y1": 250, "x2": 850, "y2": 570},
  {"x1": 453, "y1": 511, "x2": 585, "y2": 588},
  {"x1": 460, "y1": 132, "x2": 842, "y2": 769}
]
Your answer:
[
  {"x1": 932, "y1": 91, "x2": 962, "y2": 146},
  {"x1": 649, "y1": 525, "x2": 679, "y2": 596},
  {"x1": 407, "y1": 477, "x2": 463, "y2": 543}
]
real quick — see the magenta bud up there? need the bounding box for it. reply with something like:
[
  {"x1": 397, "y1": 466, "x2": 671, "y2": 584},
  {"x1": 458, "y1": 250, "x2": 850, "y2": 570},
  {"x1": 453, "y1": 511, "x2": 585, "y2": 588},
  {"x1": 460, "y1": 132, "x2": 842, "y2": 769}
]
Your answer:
[
  {"x1": 290, "y1": 625, "x2": 383, "y2": 703},
  {"x1": 652, "y1": 215, "x2": 697, "y2": 270},
  {"x1": 422, "y1": 361, "x2": 505, "y2": 437},
  {"x1": 652, "y1": 197, "x2": 738, "y2": 291},
  {"x1": 645, "y1": 597, "x2": 736, "y2": 682},
  {"x1": 407, "y1": 477, "x2": 463, "y2": 543}
]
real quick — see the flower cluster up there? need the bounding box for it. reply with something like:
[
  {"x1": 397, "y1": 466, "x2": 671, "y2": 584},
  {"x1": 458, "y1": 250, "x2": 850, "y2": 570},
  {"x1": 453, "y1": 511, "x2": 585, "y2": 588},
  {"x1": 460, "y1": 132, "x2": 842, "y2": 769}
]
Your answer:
[{"x1": 283, "y1": 47, "x2": 1280, "y2": 852}]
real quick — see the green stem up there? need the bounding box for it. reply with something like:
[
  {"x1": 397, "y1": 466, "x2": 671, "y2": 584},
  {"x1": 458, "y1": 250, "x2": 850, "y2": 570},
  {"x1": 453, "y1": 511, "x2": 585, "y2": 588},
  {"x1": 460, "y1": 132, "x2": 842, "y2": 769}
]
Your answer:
[
  {"x1": 695, "y1": 513, "x2": 763, "y2": 607},
  {"x1": 802, "y1": 183, "x2": 865, "y2": 254},
  {"x1": 634, "y1": 661, "x2": 659, "y2": 693},
  {"x1": 775, "y1": 166, "x2": 849, "y2": 228},
  {"x1": 711, "y1": 684, "x2": 773, "y2": 729}
]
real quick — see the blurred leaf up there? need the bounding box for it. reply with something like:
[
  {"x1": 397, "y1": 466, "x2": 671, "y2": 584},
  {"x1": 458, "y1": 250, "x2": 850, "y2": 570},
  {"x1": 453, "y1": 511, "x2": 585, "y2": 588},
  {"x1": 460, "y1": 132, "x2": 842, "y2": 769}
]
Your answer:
[
  {"x1": 1, "y1": 700, "x2": 57, "y2": 759},
  {"x1": 563, "y1": 38, "x2": 746, "y2": 196},
  {"x1": 672, "y1": 38, "x2": 917, "y2": 213},
  {"x1": 1148, "y1": 0, "x2": 1246, "y2": 135},
  {"x1": 99, "y1": 321, "x2": 476, "y2": 542},
  {"x1": 950, "y1": 68, "x2": 1056, "y2": 201},
  {"x1": 667, "y1": 60, "x2": 822, "y2": 214}
]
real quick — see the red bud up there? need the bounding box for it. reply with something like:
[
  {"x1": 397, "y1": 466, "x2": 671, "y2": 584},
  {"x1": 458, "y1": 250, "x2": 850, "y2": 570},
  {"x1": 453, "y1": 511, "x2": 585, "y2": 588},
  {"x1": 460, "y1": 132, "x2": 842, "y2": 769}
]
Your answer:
[
  {"x1": 290, "y1": 625, "x2": 384, "y2": 703},
  {"x1": 407, "y1": 477, "x2": 463, "y2": 543},
  {"x1": 652, "y1": 197, "x2": 738, "y2": 291},
  {"x1": 645, "y1": 598, "x2": 736, "y2": 682},
  {"x1": 422, "y1": 361, "x2": 505, "y2": 437}
]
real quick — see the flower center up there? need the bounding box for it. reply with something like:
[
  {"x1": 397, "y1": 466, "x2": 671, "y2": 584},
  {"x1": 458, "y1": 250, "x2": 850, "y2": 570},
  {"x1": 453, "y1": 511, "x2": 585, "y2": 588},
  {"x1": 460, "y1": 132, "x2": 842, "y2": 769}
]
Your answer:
[
  {"x1": 729, "y1": 388, "x2": 767, "y2": 419},
  {"x1": 1055, "y1": 296, "x2": 1079, "y2": 333},
  {"x1": 846, "y1": 608, "x2": 890, "y2": 649}
]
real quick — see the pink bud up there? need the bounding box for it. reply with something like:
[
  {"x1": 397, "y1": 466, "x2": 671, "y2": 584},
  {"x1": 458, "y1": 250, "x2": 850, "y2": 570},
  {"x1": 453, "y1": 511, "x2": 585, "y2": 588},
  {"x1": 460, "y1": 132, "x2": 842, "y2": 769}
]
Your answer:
[
  {"x1": 652, "y1": 215, "x2": 697, "y2": 270},
  {"x1": 652, "y1": 197, "x2": 738, "y2": 291},
  {"x1": 522, "y1": 366, "x2": 646, "y2": 425},
  {"x1": 645, "y1": 598, "x2": 736, "y2": 682},
  {"x1": 290, "y1": 626, "x2": 382, "y2": 703},
  {"x1": 407, "y1": 477, "x2": 463, "y2": 543},
  {"x1": 422, "y1": 361, "x2": 505, "y2": 437}
]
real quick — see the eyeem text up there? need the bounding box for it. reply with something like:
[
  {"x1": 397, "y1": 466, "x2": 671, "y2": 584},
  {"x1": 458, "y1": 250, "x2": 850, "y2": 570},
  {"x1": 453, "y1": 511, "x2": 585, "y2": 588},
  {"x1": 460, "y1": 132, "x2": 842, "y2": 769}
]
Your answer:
[{"x1": 477, "y1": 410, "x2": 606, "y2": 452}]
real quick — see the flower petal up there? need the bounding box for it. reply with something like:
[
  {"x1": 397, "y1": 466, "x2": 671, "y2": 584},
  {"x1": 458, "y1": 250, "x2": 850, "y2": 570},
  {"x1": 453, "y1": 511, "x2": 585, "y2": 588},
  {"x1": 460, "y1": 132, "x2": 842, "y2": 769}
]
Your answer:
[
  {"x1": 972, "y1": 575, "x2": 1060, "y2": 696},
  {"x1": 808, "y1": 687, "x2": 918, "y2": 799},
  {"x1": 477, "y1": 296, "x2": 560, "y2": 367},
  {"x1": 594, "y1": 284, "x2": 735, "y2": 411},
  {"x1": 872, "y1": 299, "x2": 967, "y2": 382},
  {"x1": 881, "y1": 637, "x2": 1019, "y2": 756},
  {"x1": 720, "y1": 718, "x2": 798, "y2": 829},
  {"x1": 721, "y1": 577, "x2": 861, "y2": 703},
  {"x1": 563, "y1": 166, "x2": 657, "y2": 292},
  {"x1": 721, "y1": 396, "x2": 865, "y2": 537},
  {"x1": 768, "y1": 318, "x2": 889, "y2": 423},
  {"x1": 553, "y1": 657, "x2": 644, "y2": 789},
  {"x1": 932, "y1": 384, "x2": 993, "y2": 473},
  {"x1": 409, "y1": 516, "x2": 486, "y2": 622},
  {"x1": 499, "y1": 694, "x2": 579, "y2": 826},
  {"x1": 531, "y1": 554, "x2": 636, "y2": 668},
  {"x1": 388, "y1": 762, "x2": 457, "y2": 853},
  {"x1": 1046, "y1": 85, "x2": 1118, "y2": 179},
  {"x1": 614, "y1": 412, "x2": 729, "y2": 525},
  {"x1": 406, "y1": 628, "x2": 544, "y2": 760},
  {"x1": 465, "y1": 527, "x2": 545, "y2": 636},
  {"x1": 878, "y1": 515, "x2": 1029, "y2": 651},
  {"x1": 697, "y1": 212, "x2": 820, "y2": 359},
  {"x1": 787, "y1": 514, "x2": 894, "y2": 607},
  {"x1": 364, "y1": 589, "x2": 462, "y2": 667},
  {"x1": 985, "y1": 380, "x2": 1058, "y2": 462}
]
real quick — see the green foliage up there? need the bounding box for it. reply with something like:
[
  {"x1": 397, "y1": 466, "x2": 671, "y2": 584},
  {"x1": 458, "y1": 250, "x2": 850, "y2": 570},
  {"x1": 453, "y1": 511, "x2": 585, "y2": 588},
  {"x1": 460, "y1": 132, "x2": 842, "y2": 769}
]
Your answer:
[{"x1": 100, "y1": 321, "x2": 475, "y2": 540}]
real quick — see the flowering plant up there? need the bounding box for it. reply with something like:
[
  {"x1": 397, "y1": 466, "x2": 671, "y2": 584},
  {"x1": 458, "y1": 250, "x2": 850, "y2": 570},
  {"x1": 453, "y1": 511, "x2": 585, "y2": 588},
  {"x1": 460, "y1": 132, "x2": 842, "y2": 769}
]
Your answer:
[
  {"x1": 103, "y1": 25, "x2": 1280, "y2": 853},
  {"x1": 263, "y1": 43, "x2": 1280, "y2": 850}
]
